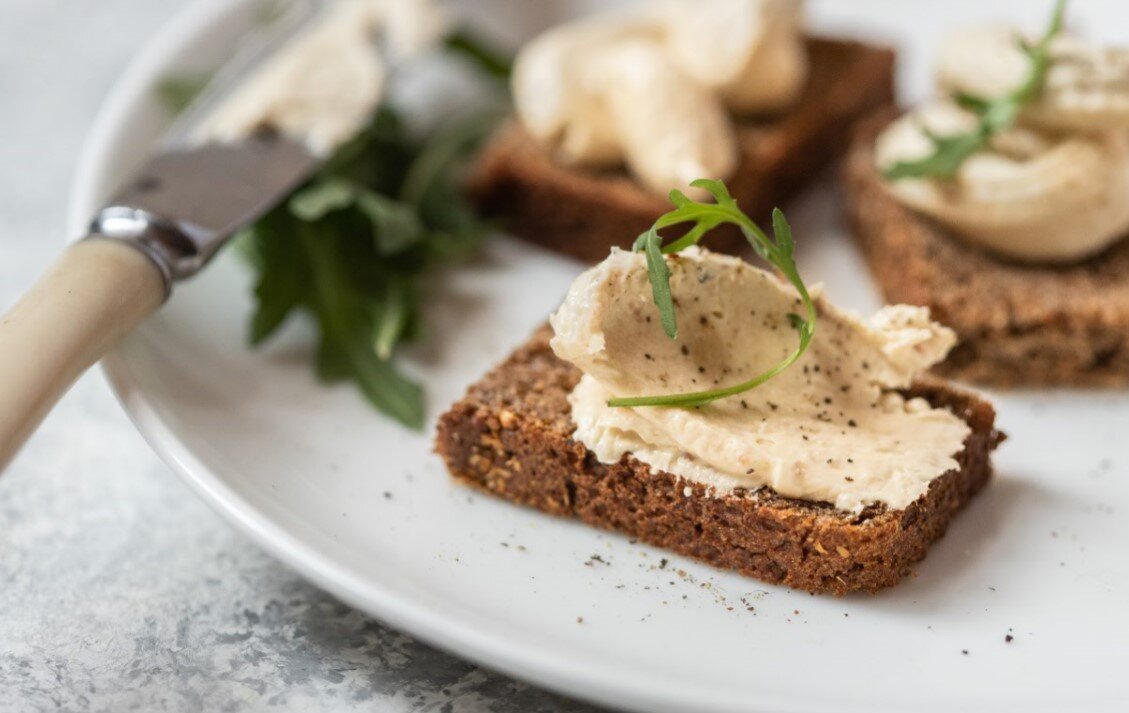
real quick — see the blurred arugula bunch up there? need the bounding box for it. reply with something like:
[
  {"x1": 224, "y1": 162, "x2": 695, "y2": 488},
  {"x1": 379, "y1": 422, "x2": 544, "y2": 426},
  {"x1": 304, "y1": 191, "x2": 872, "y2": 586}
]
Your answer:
[
  {"x1": 156, "y1": 29, "x2": 511, "y2": 429},
  {"x1": 237, "y1": 107, "x2": 499, "y2": 429},
  {"x1": 156, "y1": 25, "x2": 510, "y2": 428}
]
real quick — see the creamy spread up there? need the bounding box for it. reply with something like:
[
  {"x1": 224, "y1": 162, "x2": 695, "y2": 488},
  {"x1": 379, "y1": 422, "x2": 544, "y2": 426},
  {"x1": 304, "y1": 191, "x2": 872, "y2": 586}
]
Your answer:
[
  {"x1": 512, "y1": 0, "x2": 807, "y2": 196},
  {"x1": 550, "y1": 248, "x2": 969, "y2": 513},
  {"x1": 875, "y1": 100, "x2": 1129, "y2": 262},
  {"x1": 936, "y1": 29, "x2": 1129, "y2": 133},
  {"x1": 876, "y1": 24, "x2": 1129, "y2": 263},
  {"x1": 195, "y1": 0, "x2": 447, "y2": 155}
]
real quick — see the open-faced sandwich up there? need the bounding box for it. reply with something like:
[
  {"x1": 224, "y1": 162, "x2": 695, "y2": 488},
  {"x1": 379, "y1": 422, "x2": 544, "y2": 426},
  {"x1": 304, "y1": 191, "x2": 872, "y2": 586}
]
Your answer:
[
  {"x1": 844, "y1": 1, "x2": 1129, "y2": 386},
  {"x1": 437, "y1": 181, "x2": 1003, "y2": 594},
  {"x1": 470, "y1": 0, "x2": 895, "y2": 262}
]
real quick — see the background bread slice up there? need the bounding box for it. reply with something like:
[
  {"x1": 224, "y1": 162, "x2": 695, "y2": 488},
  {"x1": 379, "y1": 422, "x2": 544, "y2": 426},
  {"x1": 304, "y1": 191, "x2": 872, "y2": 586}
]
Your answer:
[
  {"x1": 844, "y1": 109, "x2": 1129, "y2": 387},
  {"x1": 435, "y1": 327, "x2": 1002, "y2": 595},
  {"x1": 469, "y1": 38, "x2": 896, "y2": 262}
]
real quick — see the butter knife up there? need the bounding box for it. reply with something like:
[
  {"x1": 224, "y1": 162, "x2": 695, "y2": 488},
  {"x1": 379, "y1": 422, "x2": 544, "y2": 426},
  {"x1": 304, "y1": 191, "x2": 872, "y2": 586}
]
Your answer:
[{"x1": 0, "y1": 0, "x2": 423, "y2": 470}]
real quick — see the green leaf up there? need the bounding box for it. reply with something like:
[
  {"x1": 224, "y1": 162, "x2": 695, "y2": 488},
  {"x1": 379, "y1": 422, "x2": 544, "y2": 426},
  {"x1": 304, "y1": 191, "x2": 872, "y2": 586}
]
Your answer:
[
  {"x1": 289, "y1": 179, "x2": 357, "y2": 220},
  {"x1": 349, "y1": 347, "x2": 425, "y2": 429},
  {"x1": 373, "y1": 283, "x2": 411, "y2": 360},
  {"x1": 249, "y1": 274, "x2": 299, "y2": 344},
  {"x1": 954, "y1": 91, "x2": 992, "y2": 113},
  {"x1": 320, "y1": 107, "x2": 414, "y2": 190},
  {"x1": 883, "y1": 130, "x2": 986, "y2": 180},
  {"x1": 300, "y1": 224, "x2": 425, "y2": 428},
  {"x1": 402, "y1": 110, "x2": 500, "y2": 210},
  {"x1": 772, "y1": 208, "x2": 794, "y2": 256},
  {"x1": 884, "y1": 0, "x2": 1069, "y2": 181},
  {"x1": 229, "y1": 52, "x2": 502, "y2": 428},
  {"x1": 642, "y1": 230, "x2": 677, "y2": 339},
  {"x1": 314, "y1": 338, "x2": 352, "y2": 383},
  {"x1": 245, "y1": 222, "x2": 307, "y2": 345},
  {"x1": 354, "y1": 190, "x2": 425, "y2": 255},
  {"x1": 155, "y1": 73, "x2": 210, "y2": 115},
  {"x1": 668, "y1": 189, "x2": 692, "y2": 208},
  {"x1": 443, "y1": 30, "x2": 514, "y2": 80},
  {"x1": 689, "y1": 178, "x2": 734, "y2": 206}
]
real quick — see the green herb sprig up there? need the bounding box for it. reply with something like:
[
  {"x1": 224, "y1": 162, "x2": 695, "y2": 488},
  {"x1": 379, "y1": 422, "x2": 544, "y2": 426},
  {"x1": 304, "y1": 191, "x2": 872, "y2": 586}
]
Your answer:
[
  {"x1": 606, "y1": 179, "x2": 816, "y2": 410},
  {"x1": 238, "y1": 106, "x2": 499, "y2": 429},
  {"x1": 444, "y1": 30, "x2": 514, "y2": 80},
  {"x1": 883, "y1": 0, "x2": 1067, "y2": 180},
  {"x1": 156, "y1": 28, "x2": 512, "y2": 430},
  {"x1": 156, "y1": 74, "x2": 212, "y2": 114}
]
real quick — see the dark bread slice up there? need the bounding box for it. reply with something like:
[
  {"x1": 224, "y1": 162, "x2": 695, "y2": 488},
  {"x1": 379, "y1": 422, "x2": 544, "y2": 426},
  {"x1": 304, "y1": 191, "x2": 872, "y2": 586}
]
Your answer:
[
  {"x1": 435, "y1": 326, "x2": 1002, "y2": 595},
  {"x1": 469, "y1": 37, "x2": 896, "y2": 262},
  {"x1": 844, "y1": 109, "x2": 1129, "y2": 387}
]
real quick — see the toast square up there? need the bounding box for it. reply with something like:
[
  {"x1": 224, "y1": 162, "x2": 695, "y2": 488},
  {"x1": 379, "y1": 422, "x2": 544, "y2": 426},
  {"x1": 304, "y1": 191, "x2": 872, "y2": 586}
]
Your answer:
[
  {"x1": 469, "y1": 37, "x2": 896, "y2": 262},
  {"x1": 435, "y1": 327, "x2": 1002, "y2": 595},
  {"x1": 843, "y1": 109, "x2": 1129, "y2": 387}
]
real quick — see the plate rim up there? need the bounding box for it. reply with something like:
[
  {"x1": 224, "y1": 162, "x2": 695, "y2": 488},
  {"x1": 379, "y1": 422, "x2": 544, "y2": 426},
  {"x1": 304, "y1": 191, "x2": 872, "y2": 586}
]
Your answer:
[{"x1": 64, "y1": 2, "x2": 832, "y2": 712}]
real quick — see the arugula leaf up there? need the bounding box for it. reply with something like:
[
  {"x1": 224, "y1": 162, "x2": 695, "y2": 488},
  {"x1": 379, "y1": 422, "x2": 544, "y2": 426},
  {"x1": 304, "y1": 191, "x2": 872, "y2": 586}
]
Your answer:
[
  {"x1": 154, "y1": 29, "x2": 511, "y2": 429},
  {"x1": 289, "y1": 179, "x2": 357, "y2": 220},
  {"x1": 883, "y1": 128, "x2": 988, "y2": 180},
  {"x1": 642, "y1": 230, "x2": 677, "y2": 339},
  {"x1": 356, "y1": 191, "x2": 425, "y2": 255},
  {"x1": 443, "y1": 30, "x2": 514, "y2": 80},
  {"x1": 298, "y1": 223, "x2": 425, "y2": 428},
  {"x1": 238, "y1": 103, "x2": 500, "y2": 429},
  {"x1": 373, "y1": 281, "x2": 412, "y2": 361},
  {"x1": 315, "y1": 336, "x2": 352, "y2": 383},
  {"x1": 607, "y1": 180, "x2": 816, "y2": 410},
  {"x1": 246, "y1": 218, "x2": 307, "y2": 345},
  {"x1": 155, "y1": 73, "x2": 211, "y2": 114},
  {"x1": 883, "y1": 0, "x2": 1068, "y2": 180}
]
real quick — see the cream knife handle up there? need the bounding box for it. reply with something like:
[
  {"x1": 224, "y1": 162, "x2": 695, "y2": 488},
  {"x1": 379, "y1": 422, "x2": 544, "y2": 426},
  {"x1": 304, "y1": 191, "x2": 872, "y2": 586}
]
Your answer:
[{"x1": 0, "y1": 239, "x2": 166, "y2": 470}]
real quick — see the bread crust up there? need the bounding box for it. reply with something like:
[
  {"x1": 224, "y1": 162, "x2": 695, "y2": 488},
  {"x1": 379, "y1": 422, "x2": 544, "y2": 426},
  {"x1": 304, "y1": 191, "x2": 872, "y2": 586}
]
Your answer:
[
  {"x1": 469, "y1": 37, "x2": 896, "y2": 262},
  {"x1": 435, "y1": 327, "x2": 1002, "y2": 595},
  {"x1": 843, "y1": 109, "x2": 1129, "y2": 387}
]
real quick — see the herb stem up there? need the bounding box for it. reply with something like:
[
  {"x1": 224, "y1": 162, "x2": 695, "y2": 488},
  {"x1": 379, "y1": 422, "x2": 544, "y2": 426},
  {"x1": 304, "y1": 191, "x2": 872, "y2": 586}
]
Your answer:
[
  {"x1": 607, "y1": 180, "x2": 816, "y2": 410},
  {"x1": 883, "y1": 0, "x2": 1067, "y2": 180}
]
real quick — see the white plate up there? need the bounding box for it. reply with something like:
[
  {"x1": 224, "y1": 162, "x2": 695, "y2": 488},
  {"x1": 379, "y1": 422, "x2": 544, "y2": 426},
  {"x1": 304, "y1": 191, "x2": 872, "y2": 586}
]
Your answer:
[{"x1": 68, "y1": 1, "x2": 1128, "y2": 711}]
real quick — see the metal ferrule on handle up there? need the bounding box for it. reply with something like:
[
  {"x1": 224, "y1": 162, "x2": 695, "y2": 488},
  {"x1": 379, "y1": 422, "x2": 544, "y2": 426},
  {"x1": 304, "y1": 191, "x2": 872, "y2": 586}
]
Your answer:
[{"x1": 86, "y1": 204, "x2": 226, "y2": 293}]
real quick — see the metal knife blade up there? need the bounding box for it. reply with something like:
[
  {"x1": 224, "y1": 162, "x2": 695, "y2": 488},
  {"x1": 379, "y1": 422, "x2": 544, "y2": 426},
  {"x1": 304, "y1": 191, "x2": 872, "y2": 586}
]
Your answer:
[
  {"x1": 90, "y1": 134, "x2": 320, "y2": 287},
  {"x1": 84, "y1": 0, "x2": 355, "y2": 292}
]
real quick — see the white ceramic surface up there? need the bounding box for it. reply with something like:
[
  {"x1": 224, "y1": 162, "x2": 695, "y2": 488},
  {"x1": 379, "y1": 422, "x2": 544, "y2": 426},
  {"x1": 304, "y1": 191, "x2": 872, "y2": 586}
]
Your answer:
[{"x1": 68, "y1": 2, "x2": 1129, "y2": 712}]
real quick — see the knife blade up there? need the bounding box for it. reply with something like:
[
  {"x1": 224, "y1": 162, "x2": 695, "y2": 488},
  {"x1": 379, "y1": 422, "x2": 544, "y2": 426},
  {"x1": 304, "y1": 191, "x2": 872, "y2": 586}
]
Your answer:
[{"x1": 89, "y1": 135, "x2": 320, "y2": 286}]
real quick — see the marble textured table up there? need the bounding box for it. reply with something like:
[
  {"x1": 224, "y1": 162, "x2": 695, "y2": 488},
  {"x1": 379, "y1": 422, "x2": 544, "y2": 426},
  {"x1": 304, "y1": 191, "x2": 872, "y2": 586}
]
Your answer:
[{"x1": 0, "y1": 2, "x2": 598, "y2": 711}]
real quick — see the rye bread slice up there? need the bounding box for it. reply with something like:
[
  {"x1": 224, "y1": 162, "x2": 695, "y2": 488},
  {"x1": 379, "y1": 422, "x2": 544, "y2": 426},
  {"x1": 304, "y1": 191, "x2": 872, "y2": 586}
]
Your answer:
[
  {"x1": 435, "y1": 326, "x2": 1002, "y2": 595},
  {"x1": 843, "y1": 109, "x2": 1129, "y2": 387},
  {"x1": 469, "y1": 37, "x2": 895, "y2": 263}
]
